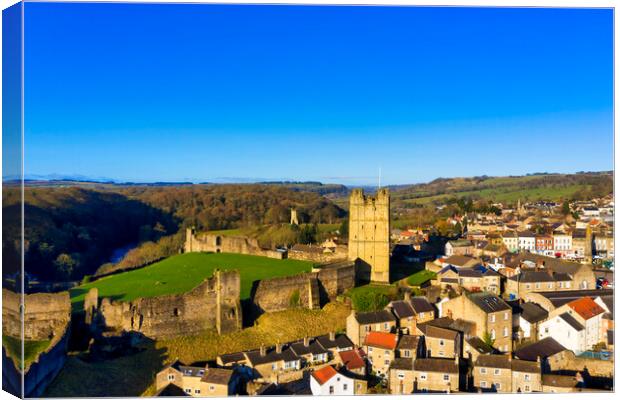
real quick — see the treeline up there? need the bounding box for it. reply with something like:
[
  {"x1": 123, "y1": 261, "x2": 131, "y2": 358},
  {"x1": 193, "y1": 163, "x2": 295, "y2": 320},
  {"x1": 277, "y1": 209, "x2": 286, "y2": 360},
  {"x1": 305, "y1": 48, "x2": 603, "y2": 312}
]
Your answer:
[{"x1": 3, "y1": 184, "x2": 346, "y2": 283}]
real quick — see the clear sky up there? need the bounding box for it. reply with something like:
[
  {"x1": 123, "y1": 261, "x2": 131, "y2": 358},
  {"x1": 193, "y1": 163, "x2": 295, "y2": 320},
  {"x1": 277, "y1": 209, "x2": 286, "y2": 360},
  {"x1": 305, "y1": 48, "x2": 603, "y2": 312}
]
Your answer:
[{"x1": 22, "y1": 3, "x2": 613, "y2": 185}]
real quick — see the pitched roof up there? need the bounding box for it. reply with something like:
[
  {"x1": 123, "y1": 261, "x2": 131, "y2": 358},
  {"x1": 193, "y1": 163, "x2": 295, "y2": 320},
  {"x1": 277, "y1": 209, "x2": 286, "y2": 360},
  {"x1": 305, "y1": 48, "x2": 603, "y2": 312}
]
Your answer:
[
  {"x1": 520, "y1": 302, "x2": 548, "y2": 323},
  {"x1": 509, "y1": 270, "x2": 556, "y2": 283},
  {"x1": 338, "y1": 349, "x2": 365, "y2": 370},
  {"x1": 311, "y1": 365, "x2": 338, "y2": 385},
  {"x1": 465, "y1": 337, "x2": 495, "y2": 355},
  {"x1": 155, "y1": 383, "x2": 190, "y2": 397},
  {"x1": 390, "y1": 358, "x2": 414, "y2": 371},
  {"x1": 559, "y1": 312, "x2": 585, "y2": 331},
  {"x1": 413, "y1": 358, "x2": 459, "y2": 374},
  {"x1": 511, "y1": 359, "x2": 540, "y2": 373},
  {"x1": 417, "y1": 325, "x2": 459, "y2": 341},
  {"x1": 364, "y1": 331, "x2": 398, "y2": 350},
  {"x1": 514, "y1": 337, "x2": 566, "y2": 361},
  {"x1": 389, "y1": 300, "x2": 415, "y2": 319},
  {"x1": 468, "y1": 292, "x2": 510, "y2": 313},
  {"x1": 420, "y1": 317, "x2": 476, "y2": 336},
  {"x1": 542, "y1": 374, "x2": 579, "y2": 388},
  {"x1": 409, "y1": 297, "x2": 435, "y2": 314},
  {"x1": 290, "y1": 339, "x2": 328, "y2": 357},
  {"x1": 567, "y1": 297, "x2": 605, "y2": 320},
  {"x1": 534, "y1": 289, "x2": 613, "y2": 308},
  {"x1": 245, "y1": 346, "x2": 300, "y2": 365},
  {"x1": 444, "y1": 255, "x2": 479, "y2": 267},
  {"x1": 396, "y1": 335, "x2": 421, "y2": 351},
  {"x1": 218, "y1": 352, "x2": 246, "y2": 365},
  {"x1": 475, "y1": 354, "x2": 511, "y2": 369},
  {"x1": 201, "y1": 368, "x2": 234, "y2": 385},
  {"x1": 316, "y1": 333, "x2": 354, "y2": 350},
  {"x1": 355, "y1": 309, "x2": 397, "y2": 325}
]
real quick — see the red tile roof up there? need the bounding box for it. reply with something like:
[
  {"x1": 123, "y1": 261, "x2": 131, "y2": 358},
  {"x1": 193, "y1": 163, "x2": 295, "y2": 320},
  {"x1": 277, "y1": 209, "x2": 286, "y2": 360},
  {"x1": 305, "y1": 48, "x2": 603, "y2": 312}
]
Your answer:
[
  {"x1": 311, "y1": 365, "x2": 338, "y2": 385},
  {"x1": 364, "y1": 331, "x2": 398, "y2": 350},
  {"x1": 567, "y1": 297, "x2": 605, "y2": 320},
  {"x1": 338, "y1": 349, "x2": 365, "y2": 370}
]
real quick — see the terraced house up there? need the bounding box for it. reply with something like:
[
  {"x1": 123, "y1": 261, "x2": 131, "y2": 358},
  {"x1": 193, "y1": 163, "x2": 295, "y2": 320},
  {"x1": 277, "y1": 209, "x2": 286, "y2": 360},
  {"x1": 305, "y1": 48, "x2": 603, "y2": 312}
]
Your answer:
[
  {"x1": 386, "y1": 295, "x2": 435, "y2": 334},
  {"x1": 473, "y1": 354, "x2": 541, "y2": 393},
  {"x1": 346, "y1": 309, "x2": 398, "y2": 346},
  {"x1": 155, "y1": 362, "x2": 238, "y2": 397}
]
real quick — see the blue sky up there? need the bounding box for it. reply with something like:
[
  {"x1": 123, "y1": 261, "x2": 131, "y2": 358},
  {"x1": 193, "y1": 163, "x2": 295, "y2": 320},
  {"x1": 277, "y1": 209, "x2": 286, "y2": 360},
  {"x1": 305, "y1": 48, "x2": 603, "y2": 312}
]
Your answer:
[{"x1": 21, "y1": 4, "x2": 613, "y2": 185}]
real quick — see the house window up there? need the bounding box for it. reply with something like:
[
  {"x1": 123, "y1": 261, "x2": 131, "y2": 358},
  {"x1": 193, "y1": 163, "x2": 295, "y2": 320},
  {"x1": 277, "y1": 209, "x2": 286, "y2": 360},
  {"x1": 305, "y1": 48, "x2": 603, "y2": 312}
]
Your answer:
[
  {"x1": 480, "y1": 368, "x2": 487, "y2": 374},
  {"x1": 398, "y1": 373, "x2": 405, "y2": 379},
  {"x1": 490, "y1": 315, "x2": 496, "y2": 323},
  {"x1": 419, "y1": 312, "x2": 425, "y2": 318},
  {"x1": 368, "y1": 347, "x2": 373, "y2": 353},
  {"x1": 503, "y1": 327, "x2": 509, "y2": 337},
  {"x1": 209, "y1": 386, "x2": 214, "y2": 391},
  {"x1": 524, "y1": 374, "x2": 530, "y2": 382},
  {"x1": 384, "y1": 350, "x2": 390, "y2": 355},
  {"x1": 384, "y1": 360, "x2": 390, "y2": 365},
  {"x1": 496, "y1": 382, "x2": 501, "y2": 390},
  {"x1": 494, "y1": 369, "x2": 500, "y2": 376},
  {"x1": 490, "y1": 330, "x2": 496, "y2": 340},
  {"x1": 566, "y1": 282, "x2": 571, "y2": 288},
  {"x1": 404, "y1": 350, "x2": 411, "y2": 357},
  {"x1": 365, "y1": 326, "x2": 371, "y2": 332},
  {"x1": 329, "y1": 386, "x2": 334, "y2": 394},
  {"x1": 535, "y1": 283, "x2": 541, "y2": 289},
  {"x1": 439, "y1": 340, "x2": 445, "y2": 346},
  {"x1": 343, "y1": 384, "x2": 348, "y2": 391},
  {"x1": 272, "y1": 363, "x2": 277, "y2": 370},
  {"x1": 548, "y1": 283, "x2": 553, "y2": 289},
  {"x1": 525, "y1": 385, "x2": 531, "y2": 392},
  {"x1": 195, "y1": 389, "x2": 201, "y2": 394},
  {"x1": 337, "y1": 377, "x2": 340, "y2": 382},
  {"x1": 504, "y1": 312, "x2": 508, "y2": 320},
  {"x1": 167, "y1": 374, "x2": 175, "y2": 381},
  {"x1": 185, "y1": 389, "x2": 191, "y2": 393},
  {"x1": 443, "y1": 374, "x2": 450, "y2": 382},
  {"x1": 420, "y1": 373, "x2": 427, "y2": 380},
  {"x1": 525, "y1": 284, "x2": 531, "y2": 289},
  {"x1": 481, "y1": 381, "x2": 487, "y2": 388}
]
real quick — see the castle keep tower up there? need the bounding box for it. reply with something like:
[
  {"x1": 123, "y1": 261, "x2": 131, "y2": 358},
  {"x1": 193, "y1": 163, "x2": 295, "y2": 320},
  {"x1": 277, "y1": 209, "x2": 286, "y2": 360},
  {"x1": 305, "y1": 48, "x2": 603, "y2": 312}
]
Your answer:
[{"x1": 348, "y1": 188, "x2": 390, "y2": 283}]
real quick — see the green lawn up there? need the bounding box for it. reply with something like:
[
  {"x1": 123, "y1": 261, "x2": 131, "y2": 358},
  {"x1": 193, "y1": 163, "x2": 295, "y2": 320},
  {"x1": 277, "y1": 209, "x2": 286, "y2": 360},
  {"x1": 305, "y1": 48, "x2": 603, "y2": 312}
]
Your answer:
[
  {"x1": 2, "y1": 335, "x2": 51, "y2": 370},
  {"x1": 70, "y1": 252, "x2": 313, "y2": 311},
  {"x1": 406, "y1": 270, "x2": 436, "y2": 286},
  {"x1": 345, "y1": 284, "x2": 400, "y2": 312}
]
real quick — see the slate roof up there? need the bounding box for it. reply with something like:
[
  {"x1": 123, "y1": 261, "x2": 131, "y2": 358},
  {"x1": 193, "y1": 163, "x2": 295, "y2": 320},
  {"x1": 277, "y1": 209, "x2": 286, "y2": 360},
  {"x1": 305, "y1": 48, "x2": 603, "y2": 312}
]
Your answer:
[
  {"x1": 355, "y1": 310, "x2": 397, "y2": 325},
  {"x1": 413, "y1": 358, "x2": 459, "y2": 374},
  {"x1": 542, "y1": 374, "x2": 579, "y2": 388},
  {"x1": 514, "y1": 337, "x2": 566, "y2": 361},
  {"x1": 465, "y1": 337, "x2": 495, "y2": 355},
  {"x1": 420, "y1": 317, "x2": 476, "y2": 336},
  {"x1": 468, "y1": 292, "x2": 510, "y2": 313},
  {"x1": 316, "y1": 333, "x2": 354, "y2": 350},
  {"x1": 475, "y1": 354, "x2": 511, "y2": 369},
  {"x1": 410, "y1": 297, "x2": 435, "y2": 314},
  {"x1": 246, "y1": 347, "x2": 300, "y2": 365},
  {"x1": 520, "y1": 303, "x2": 548, "y2": 323},
  {"x1": 417, "y1": 325, "x2": 459, "y2": 341},
  {"x1": 290, "y1": 339, "x2": 328, "y2": 357},
  {"x1": 396, "y1": 335, "x2": 421, "y2": 351},
  {"x1": 511, "y1": 359, "x2": 540, "y2": 373},
  {"x1": 202, "y1": 368, "x2": 234, "y2": 385},
  {"x1": 389, "y1": 300, "x2": 415, "y2": 319},
  {"x1": 534, "y1": 289, "x2": 613, "y2": 308},
  {"x1": 559, "y1": 312, "x2": 585, "y2": 331},
  {"x1": 390, "y1": 358, "x2": 414, "y2": 371},
  {"x1": 178, "y1": 365, "x2": 205, "y2": 377},
  {"x1": 218, "y1": 352, "x2": 246, "y2": 365},
  {"x1": 444, "y1": 255, "x2": 479, "y2": 267},
  {"x1": 509, "y1": 270, "x2": 556, "y2": 283}
]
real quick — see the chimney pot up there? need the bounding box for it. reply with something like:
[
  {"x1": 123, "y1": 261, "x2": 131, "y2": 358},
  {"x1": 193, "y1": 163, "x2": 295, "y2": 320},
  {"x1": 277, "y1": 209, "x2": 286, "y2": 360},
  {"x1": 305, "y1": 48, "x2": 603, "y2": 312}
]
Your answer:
[
  {"x1": 260, "y1": 344, "x2": 266, "y2": 357},
  {"x1": 329, "y1": 332, "x2": 336, "y2": 341},
  {"x1": 276, "y1": 343, "x2": 282, "y2": 354},
  {"x1": 304, "y1": 337, "x2": 310, "y2": 347}
]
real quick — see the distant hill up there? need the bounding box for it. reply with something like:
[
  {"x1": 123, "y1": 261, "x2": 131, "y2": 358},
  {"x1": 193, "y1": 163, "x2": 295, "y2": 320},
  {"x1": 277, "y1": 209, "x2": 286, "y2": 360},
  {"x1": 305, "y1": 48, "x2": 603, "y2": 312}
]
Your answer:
[{"x1": 388, "y1": 171, "x2": 613, "y2": 208}]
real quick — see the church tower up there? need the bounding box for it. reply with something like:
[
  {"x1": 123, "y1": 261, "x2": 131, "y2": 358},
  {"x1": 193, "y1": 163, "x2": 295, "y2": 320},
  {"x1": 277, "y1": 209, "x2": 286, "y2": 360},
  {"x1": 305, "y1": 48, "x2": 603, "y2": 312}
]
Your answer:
[{"x1": 348, "y1": 188, "x2": 390, "y2": 283}]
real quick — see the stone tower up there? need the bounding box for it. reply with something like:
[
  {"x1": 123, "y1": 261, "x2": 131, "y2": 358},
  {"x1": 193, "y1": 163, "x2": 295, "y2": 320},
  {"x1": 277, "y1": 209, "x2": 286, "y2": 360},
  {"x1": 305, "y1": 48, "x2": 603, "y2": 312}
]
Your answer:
[
  {"x1": 215, "y1": 269, "x2": 242, "y2": 334},
  {"x1": 348, "y1": 188, "x2": 390, "y2": 283},
  {"x1": 290, "y1": 208, "x2": 299, "y2": 225}
]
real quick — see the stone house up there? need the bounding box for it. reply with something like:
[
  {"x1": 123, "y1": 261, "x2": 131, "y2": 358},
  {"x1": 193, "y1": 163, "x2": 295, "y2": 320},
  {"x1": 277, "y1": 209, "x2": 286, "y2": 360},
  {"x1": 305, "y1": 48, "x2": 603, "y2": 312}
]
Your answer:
[
  {"x1": 386, "y1": 296, "x2": 434, "y2": 334},
  {"x1": 336, "y1": 348, "x2": 367, "y2": 376},
  {"x1": 511, "y1": 253, "x2": 597, "y2": 291},
  {"x1": 155, "y1": 362, "x2": 237, "y2": 397},
  {"x1": 445, "y1": 239, "x2": 474, "y2": 257},
  {"x1": 441, "y1": 292, "x2": 513, "y2": 353},
  {"x1": 506, "y1": 270, "x2": 573, "y2": 300},
  {"x1": 502, "y1": 231, "x2": 519, "y2": 252},
  {"x1": 315, "y1": 332, "x2": 354, "y2": 358},
  {"x1": 436, "y1": 265, "x2": 501, "y2": 294},
  {"x1": 364, "y1": 331, "x2": 398, "y2": 377},
  {"x1": 441, "y1": 255, "x2": 482, "y2": 269},
  {"x1": 541, "y1": 373, "x2": 583, "y2": 392},
  {"x1": 346, "y1": 309, "x2": 397, "y2": 346},
  {"x1": 245, "y1": 345, "x2": 302, "y2": 381},
  {"x1": 513, "y1": 337, "x2": 568, "y2": 373},
  {"x1": 396, "y1": 334, "x2": 423, "y2": 360},
  {"x1": 473, "y1": 354, "x2": 541, "y2": 393},
  {"x1": 389, "y1": 357, "x2": 460, "y2": 394},
  {"x1": 289, "y1": 337, "x2": 330, "y2": 366},
  {"x1": 416, "y1": 324, "x2": 460, "y2": 359},
  {"x1": 517, "y1": 302, "x2": 548, "y2": 340},
  {"x1": 463, "y1": 336, "x2": 495, "y2": 362}
]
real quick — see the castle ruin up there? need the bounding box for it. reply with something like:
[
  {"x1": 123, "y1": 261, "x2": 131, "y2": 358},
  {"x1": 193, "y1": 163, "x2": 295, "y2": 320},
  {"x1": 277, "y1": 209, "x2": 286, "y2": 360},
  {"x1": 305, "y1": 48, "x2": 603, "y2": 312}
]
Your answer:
[
  {"x1": 348, "y1": 188, "x2": 391, "y2": 284},
  {"x1": 185, "y1": 228, "x2": 283, "y2": 259}
]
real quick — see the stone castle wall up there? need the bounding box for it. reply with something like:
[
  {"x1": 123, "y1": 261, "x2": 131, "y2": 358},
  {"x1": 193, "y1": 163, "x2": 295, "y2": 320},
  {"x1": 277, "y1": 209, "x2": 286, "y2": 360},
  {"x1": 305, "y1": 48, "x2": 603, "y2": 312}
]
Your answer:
[
  {"x1": 2, "y1": 289, "x2": 71, "y2": 340},
  {"x1": 252, "y1": 261, "x2": 355, "y2": 314},
  {"x1": 185, "y1": 228, "x2": 284, "y2": 259},
  {"x1": 287, "y1": 246, "x2": 348, "y2": 264},
  {"x1": 95, "y1": 270, "x2": 241, "y2": 338},
  {"x1": 348, "y1": 188, "x2": 391, "y2": 283}
]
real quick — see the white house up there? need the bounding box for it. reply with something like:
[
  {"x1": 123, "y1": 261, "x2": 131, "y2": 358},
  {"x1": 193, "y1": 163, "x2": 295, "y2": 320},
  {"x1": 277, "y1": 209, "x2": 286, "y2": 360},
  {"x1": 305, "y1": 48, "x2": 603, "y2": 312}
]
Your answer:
[
  {"x1": 310, "y1": 365, "x2": 354, "y2": 396},
  {"x1": 502, "y1": 231, "x2": 519, "y2": 252},
  {"x1": 552, "y1": 232, "x2": 573, "y2": 254},
  {"x1": 538, "y1": 312, "x2": 586, "y2": 354},
  {"x1": 517, "y1": 231, "x2": 536, "y2": 252}
]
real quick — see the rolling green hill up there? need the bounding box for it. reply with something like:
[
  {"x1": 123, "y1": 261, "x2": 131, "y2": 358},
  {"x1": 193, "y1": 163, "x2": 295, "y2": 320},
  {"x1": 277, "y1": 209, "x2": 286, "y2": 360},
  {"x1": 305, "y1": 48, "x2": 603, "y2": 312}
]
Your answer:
[{"x1": 70, "y1": 252, "x2": 313, "y2": 311}]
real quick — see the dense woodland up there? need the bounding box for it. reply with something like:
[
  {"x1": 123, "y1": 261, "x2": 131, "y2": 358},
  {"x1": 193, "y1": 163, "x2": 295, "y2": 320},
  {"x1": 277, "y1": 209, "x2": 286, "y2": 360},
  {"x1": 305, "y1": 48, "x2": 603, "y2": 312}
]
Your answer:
[{"x1": 3, "y1": 184, "x2": 345, "y2": 282}]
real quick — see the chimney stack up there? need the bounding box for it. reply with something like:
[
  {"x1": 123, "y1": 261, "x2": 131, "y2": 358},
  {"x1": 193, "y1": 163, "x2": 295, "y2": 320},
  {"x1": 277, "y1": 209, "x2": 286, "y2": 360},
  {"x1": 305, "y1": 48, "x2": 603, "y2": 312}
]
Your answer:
[
  {"x1": 329, "y1": 332, "x2": 336, "y2": 341},
  {"x1": 304, "y1": 337, "x2": 310, "y2": 347},
  {"x1": 260, "y1": 344, "x2": 266, "y2": 357},
  {"x1": 276, "y1": 343, "x2": 282, "y2": 354},
  {"x1": 404, "y1": 291, "x2": 411, "y2": 302}
]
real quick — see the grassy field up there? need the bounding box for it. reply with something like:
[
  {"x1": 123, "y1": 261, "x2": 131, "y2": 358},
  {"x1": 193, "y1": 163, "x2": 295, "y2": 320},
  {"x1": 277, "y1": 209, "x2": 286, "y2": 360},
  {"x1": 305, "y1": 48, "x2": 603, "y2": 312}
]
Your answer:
[
  {"x1": 44, "y1": 302, "x2": 351, "y2": 397},
  {"x1": 70, "y1": 252, "x2": 313, "y2": 311},
  {"x1": 406, "y1": 270, "x2": 436, "y2": 286},
  {"x1": 345, "y1": 284, "x2": 400, "y2": 312},
  {"x1": 2, "y1": 335, "x2": 51, "y2": 370}
]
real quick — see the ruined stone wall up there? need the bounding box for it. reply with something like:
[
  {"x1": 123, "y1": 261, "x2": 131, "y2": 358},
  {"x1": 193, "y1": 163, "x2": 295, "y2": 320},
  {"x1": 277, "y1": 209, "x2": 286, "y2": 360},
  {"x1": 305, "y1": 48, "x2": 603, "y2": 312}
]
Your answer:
[
  {"x1": 2, "y1": 289, "x2": 71, "y2": 340},
  {"x1": 287, "y1": 247, "x2": 348, "y2": 263},
  {"x1": 185, "y1": 228, "x2": 284, "y2": 259},
  {"x1": 348, "y1": 188, "x2": 390, "y2": 283},
  {"x1": 97, "y1": 270, "x2": 241, "y2": 338},
  {"x1": 252, "y1": 262, "x2": 355, "y2": 314}
]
